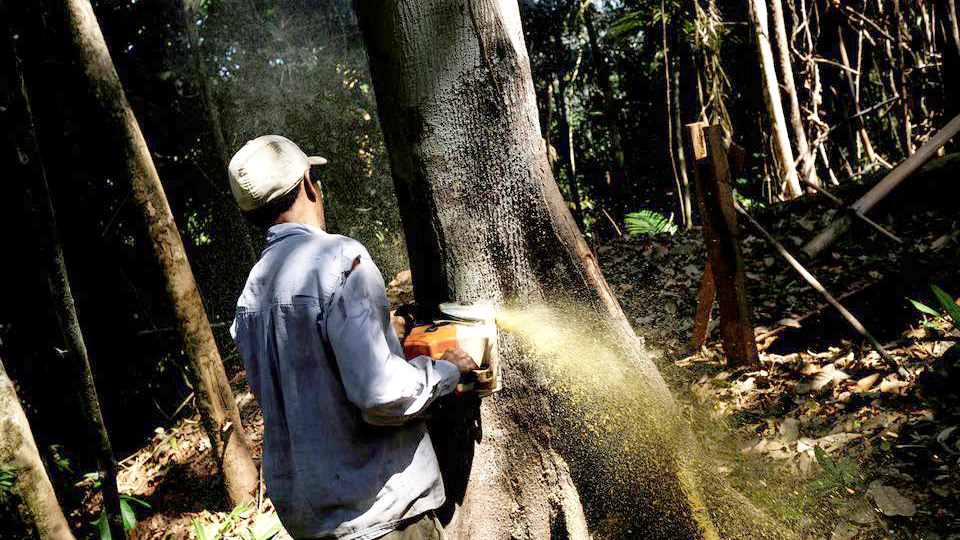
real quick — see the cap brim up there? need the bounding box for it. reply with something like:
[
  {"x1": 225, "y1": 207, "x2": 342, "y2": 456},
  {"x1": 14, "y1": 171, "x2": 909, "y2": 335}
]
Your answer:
[{"x1": 308, "y1": 156, "x2": 329, "y2": 165}]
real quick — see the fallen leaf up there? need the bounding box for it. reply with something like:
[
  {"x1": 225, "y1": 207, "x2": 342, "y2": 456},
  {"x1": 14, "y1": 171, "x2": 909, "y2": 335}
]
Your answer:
[
  {"x1": 779, "y1": 418, "x2": 800, "y2": 444},
  {"x1": 777, "y1": 317, "x2": 801, "y2": 328},
  {"x1": 733, "y1": 377, "x2": 756, "y2": 393},
  {"x1": 830, "y1": 521, "x2": 859, "y2": 540},
  {"x1": 868, "y1": 482, "x2": 916, "y2": 517},
  {"x1": 853, "y1": 373, "x2": 880, "y2": 393},
  {"x1": 844, "y1": 499, "x2": 878, "y2": 525},
  {"x1": 879, "y1": 378, "x2": 908, "y2": 393},
  {"x1": 812, "y1": 364, "x2": 850, "y2": 391}
]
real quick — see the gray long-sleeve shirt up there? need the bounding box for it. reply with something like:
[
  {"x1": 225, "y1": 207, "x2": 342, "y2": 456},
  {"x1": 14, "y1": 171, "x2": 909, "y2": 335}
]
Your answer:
[{"x1": 230, "y1": 223, "x2": 460, "y2": 540}]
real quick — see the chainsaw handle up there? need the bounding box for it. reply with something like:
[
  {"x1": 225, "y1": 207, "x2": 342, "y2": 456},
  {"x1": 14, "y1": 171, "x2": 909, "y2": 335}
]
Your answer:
[{"x1": 393, "y1": 304, "x2": 417, "y2": 342}]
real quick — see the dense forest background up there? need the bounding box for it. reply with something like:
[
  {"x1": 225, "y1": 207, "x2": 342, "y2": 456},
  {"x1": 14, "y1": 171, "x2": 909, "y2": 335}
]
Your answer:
[{"x1": 2, "y1": 0, "x2": 959, "y2": 538}]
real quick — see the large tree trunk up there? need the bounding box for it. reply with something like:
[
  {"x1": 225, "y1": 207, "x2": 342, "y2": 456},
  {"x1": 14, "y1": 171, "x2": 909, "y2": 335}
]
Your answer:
[
  {"x1": 747, "y1": 0, "x2": 803, "y2": 198},
  {"x1": 52, "y1": 0, "x2": 258, "y2": 507},
  {"x1": 4, "y1": 31, "x2": 126, "y2": 538},
  {"x1": 353, "y1": 1, "x2": 786, "y2": 538},
  {"x1": 0, "y1": 357, "x2": 76, "y2": 540}
]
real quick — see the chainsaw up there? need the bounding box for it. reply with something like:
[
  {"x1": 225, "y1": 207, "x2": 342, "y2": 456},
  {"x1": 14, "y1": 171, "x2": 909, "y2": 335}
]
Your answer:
[{"x1": 398, "y1": 301, "x2": 501, "y2": 396}]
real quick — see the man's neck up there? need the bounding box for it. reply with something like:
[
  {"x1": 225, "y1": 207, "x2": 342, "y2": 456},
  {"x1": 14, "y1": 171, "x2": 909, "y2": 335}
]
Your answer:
[{"x1": 275, "y1": 201, "x2": 324, "y2": 230}]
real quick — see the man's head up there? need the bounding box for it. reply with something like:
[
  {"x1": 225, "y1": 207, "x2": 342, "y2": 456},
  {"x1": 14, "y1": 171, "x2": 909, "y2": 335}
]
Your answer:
[{"x1": 228, "y1": 135, "x2": 327, "y2": 227}]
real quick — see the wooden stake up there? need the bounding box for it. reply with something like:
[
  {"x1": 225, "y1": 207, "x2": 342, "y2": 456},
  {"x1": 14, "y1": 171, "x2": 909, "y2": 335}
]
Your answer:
[{"x1": 688, "y1": 124, "x2": 758, "y2": 365}]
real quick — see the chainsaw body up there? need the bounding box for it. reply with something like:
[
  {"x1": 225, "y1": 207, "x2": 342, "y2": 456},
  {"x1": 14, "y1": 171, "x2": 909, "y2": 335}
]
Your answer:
[{"x1": 402, "y1": 301, "x2": 500, "y2": 396}]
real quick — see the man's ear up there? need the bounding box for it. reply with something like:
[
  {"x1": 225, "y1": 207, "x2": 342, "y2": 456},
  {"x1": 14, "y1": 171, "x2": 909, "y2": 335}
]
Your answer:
[{"x1": 304, "y1": 170, "x2": 318, "y2": 202}]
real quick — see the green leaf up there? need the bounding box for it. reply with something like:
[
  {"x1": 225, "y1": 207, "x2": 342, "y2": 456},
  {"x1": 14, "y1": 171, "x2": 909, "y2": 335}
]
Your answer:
[
  {"x1": 121, "y1": 494, "x2": 152, "y2": 509},
  {"x1": 813, "y1": 446, "x2": 837, "y2": 476},
  {"x1": 624, "y1": 210, "x2": 677, "y2": 236},
  {"x1": 193, "y1": 519, "x2": 208, "y2": 540},
  {"x1": 94, "y1": 511, "x2": 112, "y2": 540},
  {"x1": 120, "y1": 499, "x2": 137, "y2": 530},
  {"x1": 609, "y1": 12, "x2": 645, "y2": 38},
  {"x1": 249, "y1": 511, "x2": 283, "y2": 540},
  {"x1": 931, "y1": 285, "x2": 960, "y2": 324},
  {"x1": 909, "y1": 298, "x2": 941, "y2": 317}
]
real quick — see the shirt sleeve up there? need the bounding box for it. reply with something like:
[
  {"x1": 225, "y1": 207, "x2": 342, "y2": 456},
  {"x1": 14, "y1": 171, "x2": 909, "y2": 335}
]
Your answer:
[{"x1": 322, "y1": 250, "x2": 461, "y2": 426}]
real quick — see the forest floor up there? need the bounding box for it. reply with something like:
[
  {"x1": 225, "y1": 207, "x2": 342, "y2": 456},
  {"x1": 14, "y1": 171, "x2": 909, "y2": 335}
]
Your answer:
[{"x1": 80, "y1": 156, "x2": 960, "y2": 540}]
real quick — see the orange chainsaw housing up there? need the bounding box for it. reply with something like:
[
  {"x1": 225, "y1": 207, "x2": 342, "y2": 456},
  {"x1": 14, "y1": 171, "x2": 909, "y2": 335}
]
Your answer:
[{"x1": 403, "y1": 323, "x2": 458, "y2": 360}]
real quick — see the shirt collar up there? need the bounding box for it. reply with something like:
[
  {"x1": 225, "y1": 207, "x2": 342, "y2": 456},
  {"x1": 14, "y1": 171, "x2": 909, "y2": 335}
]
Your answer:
[{"x1": 265, "y1": 222, "x2": 326, "y2": 246}]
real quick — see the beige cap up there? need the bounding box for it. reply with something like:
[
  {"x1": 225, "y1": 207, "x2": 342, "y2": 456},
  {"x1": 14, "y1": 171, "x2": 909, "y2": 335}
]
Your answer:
[{"x1": 228, "y1": 135, "x2": 328, "y2": 211}]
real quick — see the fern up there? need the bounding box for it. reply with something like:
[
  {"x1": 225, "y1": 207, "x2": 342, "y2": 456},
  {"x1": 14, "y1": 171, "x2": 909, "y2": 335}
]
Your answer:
[{"x1": 624, "y1": 210, "x2": 677, "y2": 236}]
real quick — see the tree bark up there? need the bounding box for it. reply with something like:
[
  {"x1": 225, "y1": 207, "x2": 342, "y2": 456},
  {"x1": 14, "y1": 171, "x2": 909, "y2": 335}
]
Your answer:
[
  {"x1": 3, "y1": 29, "x2": 126, "y2": 538},
  {"x1": 747, "y1": 0, "x2": 803, "y2": 198},
  {"x1": 769, "y1": 0, "x2": 819, "y2": 187},
  {"x1": 0, "y1": 357, "x2": 77, "y2": 540},
  {"x1": 54, "y1": 0, "x2": 258, "y2": 506},
  {"x1": 352, "y1": 1, "x2": 791, "y2": 538}
]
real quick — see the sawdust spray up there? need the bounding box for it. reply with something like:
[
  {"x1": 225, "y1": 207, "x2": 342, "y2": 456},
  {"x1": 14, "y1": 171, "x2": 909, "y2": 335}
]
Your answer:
[{"x1": 495, "y1": 303, "x2": 795, "y2": 540}]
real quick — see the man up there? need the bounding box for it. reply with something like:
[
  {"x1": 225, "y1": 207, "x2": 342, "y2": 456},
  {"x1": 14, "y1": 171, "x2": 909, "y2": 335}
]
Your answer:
[{"x1": 227, "y1": 135, "x2": 475, "y2": 540}]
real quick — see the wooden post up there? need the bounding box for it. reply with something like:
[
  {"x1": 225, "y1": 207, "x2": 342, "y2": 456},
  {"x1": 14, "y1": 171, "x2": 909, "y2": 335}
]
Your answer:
[{"x1": 688, "y1": 124, "x2": 759, "y2": 365}]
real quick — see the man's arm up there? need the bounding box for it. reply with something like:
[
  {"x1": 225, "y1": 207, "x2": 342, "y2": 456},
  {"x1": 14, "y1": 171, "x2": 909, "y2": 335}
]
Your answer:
[{"x1": 323, "y1": 253, "x2": 467, "y2": 426}]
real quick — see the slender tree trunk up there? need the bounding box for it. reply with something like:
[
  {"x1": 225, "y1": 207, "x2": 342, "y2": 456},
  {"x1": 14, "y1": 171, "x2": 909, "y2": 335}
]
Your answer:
[
  {"x1": 4, "y1": 32, "x2": 126, "y2": 538},
  {"x1": 948, "y1": 0, "x2": 960, "y2": 56},
  {"x1": 543, "y1": 80, "x2": 555, "y2": 169},
  {"x1": 795, "y1": 0, "x2": 838, "y2": 185},
  {"x1": 544, "y1": 81, "x2": 584, "y2": 231},
  {"x1": 556, "y1": 81, "x2": 585, "y2": 227},
  {"x1": 353, "y1": 1, "x2": 788, "y2": 538},
  {"x1": 662, "y1": 3, "x2": 690, "y2": 228},
  {"x1": 672, "y1": 44, "x2": 693, "y2": 228},
  {"x1": 769, "y1": 0, "x2": 819, "y2": 187},
  {"x1": 55, "y1": 0, "x2": 258, "y2": 506},
  {"x1": 893, "y1": 0, "x2": 914, "y2": 155},
  {"x1": 180, "y1": 0, "x2": 260, "y2": 257},
  {"x1": 747, "y1": 0, "x2": 803, "y2": 198},
  {"x1": 0, "y1": 357, "x2": 76, "y2": 540},
  {"x1": 583, "y1": 4, "x2": 629, "y2": 215},
  {"x1": 837, "y1": 27, "x2": 878, "y2": 165}
]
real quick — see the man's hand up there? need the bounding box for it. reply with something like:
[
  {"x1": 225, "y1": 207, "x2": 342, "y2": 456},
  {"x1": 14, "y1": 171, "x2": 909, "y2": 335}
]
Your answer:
[
  {"x1": 389, "y1": 311, "x2": 406, "y2": 341},
  {"x1": 440, "y1": 347, "x2": 477, "y2": 374}
]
